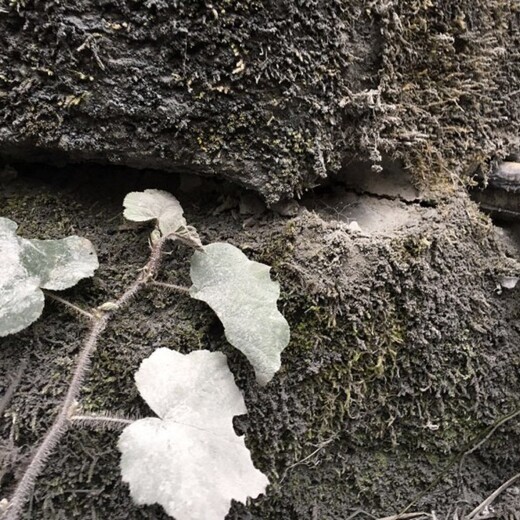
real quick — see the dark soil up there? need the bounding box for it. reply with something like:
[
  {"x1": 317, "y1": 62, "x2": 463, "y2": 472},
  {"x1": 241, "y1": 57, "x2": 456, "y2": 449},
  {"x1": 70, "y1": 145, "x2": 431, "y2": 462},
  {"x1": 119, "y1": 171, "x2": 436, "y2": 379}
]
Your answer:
[
  {"x1": 0, "y1": 166, "x2": 519, "y2": 519},
  {"x1": 1, "y1": 1, "x2": 519, "y2": 201}
]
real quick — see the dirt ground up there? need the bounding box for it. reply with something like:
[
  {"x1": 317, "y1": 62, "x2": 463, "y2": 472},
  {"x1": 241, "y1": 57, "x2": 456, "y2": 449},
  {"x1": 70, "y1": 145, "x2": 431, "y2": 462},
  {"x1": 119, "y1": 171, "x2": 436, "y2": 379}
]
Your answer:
[{"x1": 0, "y1": 164, "x2": 519, "y2": 519}]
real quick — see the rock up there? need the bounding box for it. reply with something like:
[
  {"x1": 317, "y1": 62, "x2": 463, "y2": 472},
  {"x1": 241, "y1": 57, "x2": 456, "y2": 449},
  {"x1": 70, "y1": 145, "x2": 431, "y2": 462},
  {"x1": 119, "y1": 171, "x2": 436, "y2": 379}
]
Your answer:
[
  {"x1": 272, "y1": 200, "x2": 301, "y2": 217},
  {"x1": 239, "y1": 193, "x2": 266, "y2": 216},
  {"x1": 472, "y1": 162, "x2": 520, "y2": 219},
  {"x1": 499, "y1": 275, "x2": 519, "y2": 289},
  {"x1": 347, "y1": 221, "x2": 362, "y2": 232},
  {"x1": 491, "y1": 162, "x2": 520, "y2": 192},
  {"x1": 1, "y1": 2, "x2": 519, "y2": 201}
]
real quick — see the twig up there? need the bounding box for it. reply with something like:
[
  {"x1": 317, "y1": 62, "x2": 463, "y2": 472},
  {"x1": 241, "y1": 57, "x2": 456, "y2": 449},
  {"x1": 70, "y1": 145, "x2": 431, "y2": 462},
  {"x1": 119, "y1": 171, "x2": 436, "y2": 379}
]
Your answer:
[
  {"x1": 345, "y1": 510, "x2": 432, "y2": 520},
  {"x1": 458, "y1": 408, "x2": 520, "y2": 476},
  {"x1": 395, "y1": 407, "x2": 520, "y2": 520},
  {"x1": 2, "y1": 238, "x2": 168, "y2": 520},
  {"x1": 76, "y1": 34, "x2": 105, "y2": 71},
  {"x1": 43, "y1": 291, "x2": 94, "y2": 320},
  {"x1": 0, "y1": 359, "x2": 28, "y2": 419},
  {"x1": 466, "y1": 472, "x2": 520, "y2": 520},
  {"x1": 151, "y1": 281, "x2": 190, "y2": 293},
  {"x1": 345, "y1": 509, "x2": 377, "y2": 520},
  {"x1": 376, "y1": 513, "x2": 432, "y2": 520},
  {"x1": 280, "y1": 436, "x2": 336, "y2": 482}
]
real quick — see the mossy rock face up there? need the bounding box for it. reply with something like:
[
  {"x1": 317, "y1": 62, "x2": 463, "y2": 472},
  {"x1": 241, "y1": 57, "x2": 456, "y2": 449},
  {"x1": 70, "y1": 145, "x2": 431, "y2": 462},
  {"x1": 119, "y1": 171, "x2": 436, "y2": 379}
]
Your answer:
[
  {"x1": 0, "y1": 171, "x2": 519, "y2": 518},
  {"x1": 1, "y1": 1, "x2": 519, "y2": 201}
]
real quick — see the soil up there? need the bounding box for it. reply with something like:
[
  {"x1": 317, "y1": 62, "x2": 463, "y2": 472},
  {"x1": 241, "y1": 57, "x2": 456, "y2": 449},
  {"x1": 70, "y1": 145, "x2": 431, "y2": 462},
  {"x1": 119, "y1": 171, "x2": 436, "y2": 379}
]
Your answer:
[{"x1": 1, "y1": 164, "x2": 519, "y2": 519}]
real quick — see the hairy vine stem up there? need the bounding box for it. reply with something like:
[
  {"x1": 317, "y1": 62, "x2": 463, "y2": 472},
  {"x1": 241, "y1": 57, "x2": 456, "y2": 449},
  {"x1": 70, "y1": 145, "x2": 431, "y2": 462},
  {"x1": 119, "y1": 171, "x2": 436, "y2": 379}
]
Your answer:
[
  {"x1": 151, "y1": 280, "x2": 190, "y2": 293},
  {"x1": 43, "y1": 291, "x2": 94, "y2": 320},
  {"x1": 71, "y1": 414, "x2": 134, "y2": 430},
  {"x1": 2, "y1": 237, "x2": 168, "y2": 520},
  {"x1": 0, "y1": 359, "x2": 27, "y2": 419}
]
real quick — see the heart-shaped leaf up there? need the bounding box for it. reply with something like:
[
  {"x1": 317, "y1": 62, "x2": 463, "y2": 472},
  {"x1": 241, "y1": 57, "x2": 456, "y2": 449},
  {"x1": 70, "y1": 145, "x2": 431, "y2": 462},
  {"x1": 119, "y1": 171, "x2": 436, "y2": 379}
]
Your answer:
[
  {"x1": 118, "y1": 348, "x2": 269, "y2": 520},
  {"x1": 123, "y1": 189, "x2": 187, "y2": 237},
  {"x1": 0, "y1": 218, "x2": 99, "y2": 337},
  {"x1": 189, "y1": 243, "x2": 290, "y2": 385}
]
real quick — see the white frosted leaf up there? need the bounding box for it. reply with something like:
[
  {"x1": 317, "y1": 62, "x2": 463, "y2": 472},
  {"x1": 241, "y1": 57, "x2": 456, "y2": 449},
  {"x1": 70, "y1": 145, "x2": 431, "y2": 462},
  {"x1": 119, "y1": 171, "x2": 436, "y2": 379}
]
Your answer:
[
  {"x1": 0, "y1": 217, "x2": 18, "y2": 236},
  {"x1": 0, "y1": 275, "x2": 44, "y2": 337},
  {"x1": 0, "y1": 217, "x2": 99, "y2": 337},
  {"x1": 135, "y1": 348, "x2": 246, "y2": 423},
  {"x1": 123, "y1": 189, "x2": 187, "y2": 237},
  {"x1": 21, "y1": 237, "x2": 99, "y2": 290},
  {"x1": 118, "y1": 348, "x2": 269, "y2": 520},
  {"x1": 189, "y1": 243, "x2": 290, "y2": 385},
  {"x1": 0, "y1": 218, "x2": 44, "y2": 336},
  {"x1": 0, "y1": 218, "x2": 24, "y2": 284}
]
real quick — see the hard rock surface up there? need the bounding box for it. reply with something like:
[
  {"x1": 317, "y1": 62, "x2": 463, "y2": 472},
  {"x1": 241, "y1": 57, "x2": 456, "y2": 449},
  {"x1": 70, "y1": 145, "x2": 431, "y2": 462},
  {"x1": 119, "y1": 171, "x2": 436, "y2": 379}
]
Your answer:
[{"x1": 1, "y1": 2, "x2": 520, "y2": 201}]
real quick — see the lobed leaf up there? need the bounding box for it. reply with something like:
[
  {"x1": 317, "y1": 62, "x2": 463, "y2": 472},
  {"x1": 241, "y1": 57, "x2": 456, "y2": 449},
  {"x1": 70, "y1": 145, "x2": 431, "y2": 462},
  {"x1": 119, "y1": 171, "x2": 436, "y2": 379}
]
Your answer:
[
  {"x1": 0, "y1": 219, "x2": 43, "y2": 336},
  {"x1": 123, "y1": 189, "x2": 186, "y2": 237},
  {"x1": 0, "y1": 217, "x2": 99, "y2": 337},
  {"x1": 189, "y1": 243, "x2": 290, "y2": 385},
  {"x1": 118, "y1": 348, "x2": 269, "y2": 520},
  {"x1": 21, "y1": 237, "x2": 98, "y2": 291},
  {"x1": 0, "y1": 277, "x2": 43, "y2": 338}
]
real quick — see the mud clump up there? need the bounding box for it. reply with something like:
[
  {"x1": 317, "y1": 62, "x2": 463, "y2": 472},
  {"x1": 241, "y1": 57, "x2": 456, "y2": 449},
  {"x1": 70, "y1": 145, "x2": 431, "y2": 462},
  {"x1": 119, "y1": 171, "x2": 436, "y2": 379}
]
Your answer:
[
  {"x1": 0, "y1": 170, "x2": 519, "y2": 518},
  {"x1": 1, "y1": 2, "x2": 519, "y2": 201}
]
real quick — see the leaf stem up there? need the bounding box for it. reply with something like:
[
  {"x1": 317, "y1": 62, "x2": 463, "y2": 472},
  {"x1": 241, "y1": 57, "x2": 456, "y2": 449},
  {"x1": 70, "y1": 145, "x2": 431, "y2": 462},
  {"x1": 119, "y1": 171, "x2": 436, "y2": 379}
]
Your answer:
[
  {"x1": 43, "y1": 291, "x2": 94, "y2": 319},
  {"x1": 2, "y1": 238, "x2": 168, "y2": 520},
  {"x1": 0, "y1": 359, "x2": 28, "y2": 419},
  {"x1": 1, "y1": 315, "x2": 108, "y2": 520},
  {"x1": 151, "y1": 281, "x2": 190, "y2": 294},
  {"x1": 71, "y1": 414, "x2": 134, "y2": 430}
]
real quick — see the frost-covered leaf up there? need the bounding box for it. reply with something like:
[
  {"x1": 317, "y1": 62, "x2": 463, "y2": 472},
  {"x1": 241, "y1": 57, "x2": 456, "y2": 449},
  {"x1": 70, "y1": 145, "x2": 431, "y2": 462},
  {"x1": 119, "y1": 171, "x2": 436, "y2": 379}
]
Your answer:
[
  {"x1": 0, "y1": 274, "x2": 43, "y2": 337},
  {"x1": 173, "y1": 224, "x2": 203, "y2": 250},
  {"x1": 21, "y1": 237, "x2": 98, "y2": 290},
  {"x1": 0, "y1": 218, "x2": 44, "y2": 336},
  {"x1": 189, "y1": 243, "x2": 290, "y2": 385},
  {"x1": 118, "y1": 348, "x2": 269, "y2": 520},
  {"x1": 123, "y1": 189, "x2": 187, "y2": 237},
  {"x1": 0, "y1": 217, "x2": 99, "y2": 337}
]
